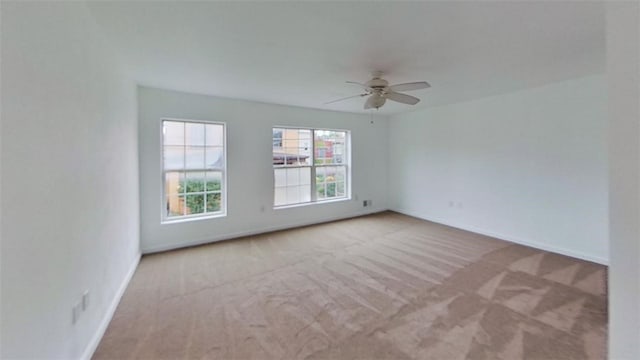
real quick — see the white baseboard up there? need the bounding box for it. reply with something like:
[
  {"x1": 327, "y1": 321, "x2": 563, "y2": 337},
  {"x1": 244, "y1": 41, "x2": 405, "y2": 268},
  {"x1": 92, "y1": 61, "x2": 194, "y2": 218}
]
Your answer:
[
  {"x1": 142, "y1": 207, "x2": 387, "y2": 254},
  {"x1": 144, "y1": 207, "x2": 609, "y2": 266},
  {"x1": 80, "y1": 253, "x2": 141, "y2": 360},
  {"x1": 392, "y1": 208, "x2": 609, "y2": 266}
]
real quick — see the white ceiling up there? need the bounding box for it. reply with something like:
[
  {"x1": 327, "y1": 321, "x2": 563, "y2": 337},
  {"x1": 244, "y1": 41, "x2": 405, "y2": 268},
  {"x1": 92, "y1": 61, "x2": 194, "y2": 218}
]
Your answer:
[{"x1": 87, "y1": 1, "x2": 605, "y2": 114}]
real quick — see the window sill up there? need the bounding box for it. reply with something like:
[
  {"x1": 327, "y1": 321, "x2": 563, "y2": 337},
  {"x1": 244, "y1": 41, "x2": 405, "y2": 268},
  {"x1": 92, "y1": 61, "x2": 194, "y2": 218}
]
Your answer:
[
  {"x1": 161, "y1": 212, "x2": 226, "y2": 225},
  {"x1": 273, "y1": 197, "x2": 351, "y2": 210}
]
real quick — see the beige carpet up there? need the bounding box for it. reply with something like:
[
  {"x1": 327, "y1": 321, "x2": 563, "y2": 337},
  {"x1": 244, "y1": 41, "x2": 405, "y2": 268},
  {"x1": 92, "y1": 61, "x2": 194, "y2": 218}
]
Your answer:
[{"x1": 93, "y1": 211, "x2": 607, "y2": 359}]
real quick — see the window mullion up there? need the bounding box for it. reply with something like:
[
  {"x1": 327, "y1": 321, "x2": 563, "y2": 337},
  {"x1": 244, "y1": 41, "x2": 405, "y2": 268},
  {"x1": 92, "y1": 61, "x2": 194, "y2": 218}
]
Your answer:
[
  {"x1": 310, "y1": 130, "x2": 317, "y2": 202},
  {"x1": 203, "y1": 124, "x2": 207, "y2": 212},
  {"x1": 182, "y1": 122, "x2": 187, "y2": 216},
  {"x1": 347, "y1": 134, "x2": 350, "y2": 198},
  {"x1": 221, "y1": 168, "x2": 225, "y2": 213}
]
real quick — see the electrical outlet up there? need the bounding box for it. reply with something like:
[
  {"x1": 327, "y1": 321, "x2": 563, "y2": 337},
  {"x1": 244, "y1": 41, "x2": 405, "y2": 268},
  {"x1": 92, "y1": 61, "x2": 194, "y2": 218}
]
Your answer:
[{"x1": 82, "y1": 291, "x2": 90, "y2": 311}]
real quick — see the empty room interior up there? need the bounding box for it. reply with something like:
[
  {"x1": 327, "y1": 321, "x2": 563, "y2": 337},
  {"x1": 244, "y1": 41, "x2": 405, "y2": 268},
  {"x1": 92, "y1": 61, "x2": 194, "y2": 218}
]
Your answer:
[{"x1": 1, "y1": 1, "x2": 639, "y2": 359}]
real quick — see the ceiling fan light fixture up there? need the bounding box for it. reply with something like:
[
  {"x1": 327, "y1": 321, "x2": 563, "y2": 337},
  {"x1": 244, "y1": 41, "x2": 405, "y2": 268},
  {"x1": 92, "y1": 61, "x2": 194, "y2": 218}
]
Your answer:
[{"x1": 365, "y1": 93, "x2": 386, "y2": 109}]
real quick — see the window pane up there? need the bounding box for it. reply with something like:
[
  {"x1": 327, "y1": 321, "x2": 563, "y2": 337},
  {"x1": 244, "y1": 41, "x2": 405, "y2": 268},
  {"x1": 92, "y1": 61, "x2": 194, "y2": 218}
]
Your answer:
[
  {"x1": 300, "y1": 185, "x2": 311, "y2": 202},
  {"x1": 315, "y1": 145, "x2": 327, "y2": 165},
  {"x1": 163, "y1": 121, "x2": 184, "y2": 145},
  {"x1": 299, "y1": 167, "x2": 311, "y2": 185},
  {"x1": 299, "y1": 129, "x2": 311, "y2": 140},
  {"x1": 274, "y1": 187, "x2": 286, "y2": 206},
  {"x1": 163, "y1": 145, "x2": 184, "y2": 170},
  {"x1": 314, "y1": 130, "x2": 346, "y2": 165},
  {"x1": 282, "y1": 129, "x2": 297, "y2": 146},
  {"x1": 316, "y1": 166, "x2": 338, "y2": 199},
  {"x1": 282, "y1": 147, "x2": 297, "y2": 165},
  {"x1": 298, "y1": 130, "x2": 312, "y2": 165},
  {"x1": 286, "y1": 186, "x2": 300, "y2": 204},
  {"x1": 317, "y1": 182, "x2": 327, "y2": 200},
  {"x1": 273, "y1": 151, "x2": 285, "y2": 165},
  {"x1": 165, "y1": 172, "x2": 184, "y2": 195},
  {"x1": 274, "y1": 168, "x2": 287, "y2": 187},
  {"x1": 186, "y1": 146, "x2": 205, "y2": 169},
  {"x1": 273, "y1": 128, "x2": 312, "y2": 166},
  {"x1": 272, "y1": 128, "x2": 283, "y2": 164},
  {"x1": 205, "y1": 146, "x2": 223, "y2": 169},
  {"x1": 296, "y1": 152, "x2": 311, "y2": 165},
  {"x1": 273, "y1": 128, "x2": 283, "y2": 148},
  {"x1": 185, "y1": 122, "x2": 205, "y2": 146},
  {"x1": 206, "y1": 192, "x2": 221, "y2": 212},
  {"x1": 278, "y1": 131, "x2": 311, "y2": 165},
  {"x1": 205, "y1": 171, "x2": 222, "y2": 191},
  {"x1": 286, "y1": 168, "x2": 299, "y2": 186},
  {"x1": 325, "y1": 166, "x2": 337, "y2": 183},
  {"x1": 335, "y1": 166, "x2": 346, "y2": 182},
  {"x1": 166, "y1": 195, "x2": 184, "y2": 217},
  {"x1": 315, "y1": 167, "x2": 325, "y2": 185},
  {"x1": 185, "y1": 172, "x2": 206, "y2": 193},
  {"x1": 318, "y1": 166, "x2": 343, "y2": 199},
  {"x1": 325, "y1": 182, "x2": 337, "y2": 198},
  {"x1": 333, "y1": 143, "x2": 345, "y2": 164},
  {"x1": 205, "y1": 124, "x2": 223, "y2": 147},
  {"x1": 185, "y1": 194, "x2": 205, "y2": 215}
]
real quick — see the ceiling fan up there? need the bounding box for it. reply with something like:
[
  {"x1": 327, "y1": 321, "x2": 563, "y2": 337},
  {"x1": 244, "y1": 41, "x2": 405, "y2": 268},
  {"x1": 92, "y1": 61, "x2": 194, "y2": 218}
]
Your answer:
[{"x1": 325, "y1": 71, "x2": 431, "y2": 110}]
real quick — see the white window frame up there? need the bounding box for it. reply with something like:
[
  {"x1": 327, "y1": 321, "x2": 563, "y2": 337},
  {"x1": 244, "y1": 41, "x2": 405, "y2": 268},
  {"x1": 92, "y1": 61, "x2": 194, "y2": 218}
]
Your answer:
[
  {"x1": 160, "y1": 118, "x2": 227, "y2": 224},
  {"x1": 273, "y1": 126, "x2": 351, "y2": 209}
]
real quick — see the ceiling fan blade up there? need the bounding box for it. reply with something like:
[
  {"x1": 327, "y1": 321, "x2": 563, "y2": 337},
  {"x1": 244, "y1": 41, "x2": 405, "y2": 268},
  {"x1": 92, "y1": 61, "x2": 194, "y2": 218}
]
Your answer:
[
  {"x1": 346, "y1": 81, "x2": 370, "y2": 89},
  {"x1": 385, "y1": 91, "x2": 420, "y2": 105},
  {"x1": 389, "y1": 81, "x2": 431, "y2": 92},
  {"x1": 324, "y1": 93, "x2": 368, "y2": 105}
]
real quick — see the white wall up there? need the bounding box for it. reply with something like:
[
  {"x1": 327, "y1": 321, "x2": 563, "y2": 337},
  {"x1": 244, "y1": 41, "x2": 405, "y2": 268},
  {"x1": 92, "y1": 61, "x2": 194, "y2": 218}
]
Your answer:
[
  {"x1": 1, "y1": 2, "x2": 140, "y2": 359},
  {"x1": 388, "y1": 75, "x2": 608, "y2": 264},
  {"x1": 607, "y1": 2, "x2": 640, "y2": 359},
  {"x1": 138, "y1": 87, "x2": 388, "y2": 252}
]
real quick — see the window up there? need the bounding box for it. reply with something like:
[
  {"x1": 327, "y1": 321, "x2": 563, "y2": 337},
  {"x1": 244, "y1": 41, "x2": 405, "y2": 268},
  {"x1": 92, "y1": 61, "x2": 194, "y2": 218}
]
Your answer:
[
  {"x1": 272, "y1": 129, "x2": 283, "y2": 148},
  {"x1": 162, "y1": 119, "x2": 225, "y2": 221},
  {"x1": 273, "y1": 127, "x2": 349, "y2": 207}
]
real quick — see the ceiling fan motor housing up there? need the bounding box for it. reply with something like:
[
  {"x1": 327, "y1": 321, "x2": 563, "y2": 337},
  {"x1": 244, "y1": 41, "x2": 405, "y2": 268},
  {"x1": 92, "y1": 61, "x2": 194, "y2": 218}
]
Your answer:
[{"x1": 365, "y1": 77, "x2": 389, "y2": 89}]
